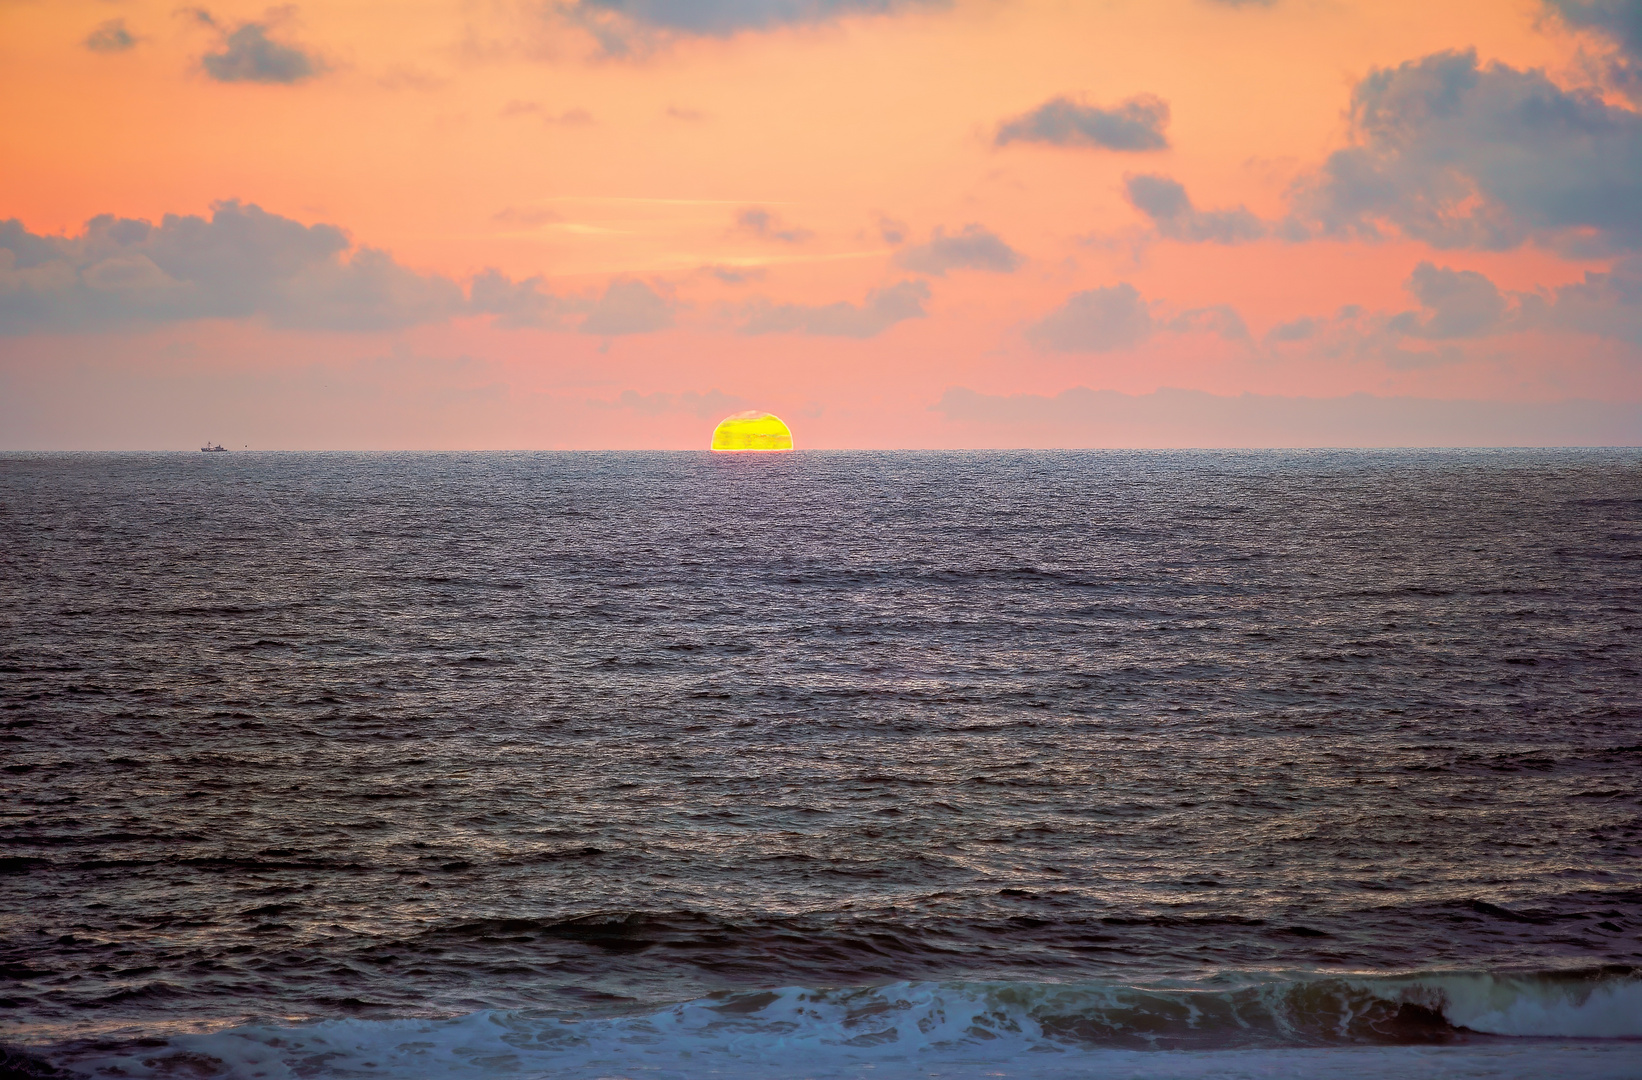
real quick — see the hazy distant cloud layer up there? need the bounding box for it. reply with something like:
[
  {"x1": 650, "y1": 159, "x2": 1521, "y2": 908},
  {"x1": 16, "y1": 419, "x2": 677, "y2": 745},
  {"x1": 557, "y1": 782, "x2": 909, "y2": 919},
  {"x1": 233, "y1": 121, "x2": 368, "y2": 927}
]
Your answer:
[
  {"x1": 1286, "y1": 49, "x2": 1642, "y2": 253},
  {"x1": 189, "y1": 10, "x2": 322, "y2": 84},
  {"x1": 931, "y1": 386, "x2": 1642, "y2": 447},
  {"x1": 1546, "y1": 0, "x2": 1642, "y2": 100},
  {"x1": 742, "y1": 280, "x2": 928, "y2": 337},
  {"x1": 595, "y1": 388, "x2": 747, "y2": 418},
  {"x1": 561, "y1": 0, "x2": 947, "y2": 53},
  {"x1": 0, "y1": 204, "x2": 678, "y2": 336},
  {"x1": 84, "y1": 19, "x2": 137, "y2": 53},
  {"x1": 733, "y1": 207, "x2": 813, "y2": 244},
  {"x1": 1259, "y1": 258, "x2": 1642, "y2": 368},
  {"x1": 894, "y1": 224, "x2": 1021, "y2": 275},
  {"x1": 1125, "y1": 175, "x2": 1264, "y2": 244},
  {"x1": 995, "y1": 94, "x2": 1170, "y2": 151}
]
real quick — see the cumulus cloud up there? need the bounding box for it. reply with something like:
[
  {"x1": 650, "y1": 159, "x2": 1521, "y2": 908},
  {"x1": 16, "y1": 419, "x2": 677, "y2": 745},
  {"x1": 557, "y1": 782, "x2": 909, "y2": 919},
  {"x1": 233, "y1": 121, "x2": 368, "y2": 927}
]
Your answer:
[
  {"x1": 741, "y1": 280, "x2": 928, "y2": 337},
  {"x1": 580, "y1": 278, "x2": 675, "y2": 335},
  {"x1": 1546, "y1": 0, "x2": 1642, "y2": 100},
  {"x1": 0, "y1": 203, "x2": 680, "y2": 337},
  {"x1": 559, "y1": 0, "x2": 946, "y2": 54},
  {"x1": 194, "y1": 13, "x2": 322, "y2": 84},
  {"x1": 1124, "y1": 174, "x2": 1265, "y2": 244},
  {"x1": 894, "y1": 224, "x2": 1021, "y2": 275},
  {"x1": 1286, "y1": 49, "x2": 1642, "y2": 253},
  {"x1": 1029, "y1": 283, "x2": 1154, "y2": 351},
  {"x1": 733, "y1": 207, "x2": 813, "y2": 244},
  {"x1": 85, "y1": 19, "x2": 137, "y2": 53},
  {"x1": 0, "y1": 203, "x2": 463, "y2": 332},
  {"x1": 1388, "y1": 263, "x2": 1509, "y2": 339},
  {"x1": 995, "y1": 94, "x2": 1170, "y2": 151}
]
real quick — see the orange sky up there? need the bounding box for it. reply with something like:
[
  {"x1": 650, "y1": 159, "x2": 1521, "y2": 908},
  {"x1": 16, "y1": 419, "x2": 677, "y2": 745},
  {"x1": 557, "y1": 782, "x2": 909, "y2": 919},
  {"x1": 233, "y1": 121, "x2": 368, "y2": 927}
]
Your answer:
[{"x1": 2, "y1": 0, "x2": 1639, "y2": 448}]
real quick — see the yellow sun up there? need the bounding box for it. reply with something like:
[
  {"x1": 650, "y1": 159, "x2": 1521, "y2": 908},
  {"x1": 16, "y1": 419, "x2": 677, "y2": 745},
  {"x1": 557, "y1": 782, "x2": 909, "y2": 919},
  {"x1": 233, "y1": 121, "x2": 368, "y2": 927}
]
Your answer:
[{"x1": 711, "y1": 411, "x2": 794, "y2": 452}]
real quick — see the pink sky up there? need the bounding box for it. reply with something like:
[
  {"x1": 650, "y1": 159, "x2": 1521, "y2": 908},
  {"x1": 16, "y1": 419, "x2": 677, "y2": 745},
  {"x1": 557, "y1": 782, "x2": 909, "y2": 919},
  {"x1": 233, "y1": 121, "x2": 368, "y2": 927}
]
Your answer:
[{"x1": 2, "y1": 0, "x2": 1640, "y2": 448}]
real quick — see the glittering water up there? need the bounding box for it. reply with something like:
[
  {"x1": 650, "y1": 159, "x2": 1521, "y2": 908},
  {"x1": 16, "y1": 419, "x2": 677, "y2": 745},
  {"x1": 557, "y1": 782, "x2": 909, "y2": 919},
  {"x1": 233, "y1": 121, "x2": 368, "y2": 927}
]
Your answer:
[{"x1": 2, "y1": 450, "x2": 1640, "y2": 1078}]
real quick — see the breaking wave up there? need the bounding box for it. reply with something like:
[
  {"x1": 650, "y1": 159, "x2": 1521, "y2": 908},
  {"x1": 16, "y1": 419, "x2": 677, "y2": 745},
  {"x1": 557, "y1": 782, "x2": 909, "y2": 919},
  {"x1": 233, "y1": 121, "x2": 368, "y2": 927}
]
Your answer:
[{"x1": 38, "y1": 969, "x2": 1642, "y2": 1079}]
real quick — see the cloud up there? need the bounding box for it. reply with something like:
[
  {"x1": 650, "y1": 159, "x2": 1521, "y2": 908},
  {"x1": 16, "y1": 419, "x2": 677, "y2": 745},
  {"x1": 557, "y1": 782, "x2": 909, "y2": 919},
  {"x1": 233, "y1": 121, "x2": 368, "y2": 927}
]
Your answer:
[
  {"x1": 200, "y1": 18, "x2": 322, "y2": 84},
  {"x1": 1388, "y1": 263, "x2": 1509, "y2": 339},
  {"x1": 1287, "y1": 49, "x2": 1642, "y2": 253},
  {"x1": 1546, "y1": 0, "x2": 1642, "y2": 100},
  {"x1": 501, "y1": 101, "x2": 594, "y2": 124},
  {"x1": 0, "y1": 202, "x2": 467, "y2": 333},
  {"x1": 85, "y1": 18, "x2": 137, "y2": 52},
  {"x1": 1124, "y1": 174, "x2": 1265, "y2": 244},
  {"x1": 995, "y1": 94, "x2": 1170, "y2": 151},
  {"x1": 1166, "y1": 304, "x2": 1252, "y2": 342},
  {"x1": 1267, "y1": 316, "x2": 1319, "y2": 342},
  {"x1": 579, "y1": 278, "x2": 675, "y2": 335},
  {"x1": 0, "y1": 202, "x2": 655, "y2": 338},
  {"x1": 894, "y1": 224, "x2": 1021, "y2": 275},
  {"x1": 1029, "y1": 283, "x2": 1154, "y2": 351},
  {"x1": 1523, "y1": 255, "x2": 1642, "y2": 344},
  {"x1": 700, "y1": 264, "x2": 766, "y2": 283},
  {"x1": 876, "y1": 214, "x2": 908, "y2": 244},
  {"x1": 593, "y1": 388, "x2": 748, "y2": 418},
  {"x1": 469, "y1": 268, "x2": 578, "y2": 329},
  {"x1": 559, "y1": 0, "x2": 947, "y2": 54},
  {"x1": 930, "y1": 386, "x2": 1642, "y2": 448},
  {"x1": 733, "y1": 206, "x2": 813, "y2": 244},
  {"x1": 741, "y1": 280, "x2": 928, "y2": 337}
]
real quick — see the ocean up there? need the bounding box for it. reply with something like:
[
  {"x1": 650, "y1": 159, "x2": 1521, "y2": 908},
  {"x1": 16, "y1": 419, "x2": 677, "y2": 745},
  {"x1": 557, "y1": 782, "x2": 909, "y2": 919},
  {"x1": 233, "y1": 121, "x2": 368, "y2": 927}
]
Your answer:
[{"x1": 2, "y1": 449, "x2": 1639, "y2": 1079}]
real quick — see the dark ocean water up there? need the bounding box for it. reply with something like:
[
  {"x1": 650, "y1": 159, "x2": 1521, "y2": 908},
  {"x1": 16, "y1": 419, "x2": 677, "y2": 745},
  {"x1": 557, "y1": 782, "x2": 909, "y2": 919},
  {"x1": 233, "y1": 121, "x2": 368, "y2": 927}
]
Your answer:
[{"x1": 2, "y1": 449, "x2": 1640, "y2": 1079}]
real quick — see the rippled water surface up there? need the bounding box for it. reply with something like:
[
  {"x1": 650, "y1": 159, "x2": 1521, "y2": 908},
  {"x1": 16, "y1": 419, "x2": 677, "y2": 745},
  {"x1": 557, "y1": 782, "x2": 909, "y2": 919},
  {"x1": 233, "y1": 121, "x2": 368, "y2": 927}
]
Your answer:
[{"x1": 2, "y1": 450, "x2": 1640, "y2": 1077}]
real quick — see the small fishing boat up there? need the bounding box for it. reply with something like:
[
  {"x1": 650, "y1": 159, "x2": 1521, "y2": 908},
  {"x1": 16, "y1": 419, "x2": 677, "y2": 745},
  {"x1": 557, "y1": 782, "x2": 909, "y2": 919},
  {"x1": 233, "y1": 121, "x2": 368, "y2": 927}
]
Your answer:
[{"x1": 201, "y1": 443, "x2": 227, "y2": 452}]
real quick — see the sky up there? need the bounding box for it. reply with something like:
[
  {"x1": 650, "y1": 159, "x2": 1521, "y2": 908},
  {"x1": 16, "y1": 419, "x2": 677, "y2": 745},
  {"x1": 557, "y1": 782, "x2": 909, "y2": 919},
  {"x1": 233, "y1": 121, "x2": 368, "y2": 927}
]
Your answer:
[{"x1": 3, "y1": 0, "x2": 1641, "y2": 449}]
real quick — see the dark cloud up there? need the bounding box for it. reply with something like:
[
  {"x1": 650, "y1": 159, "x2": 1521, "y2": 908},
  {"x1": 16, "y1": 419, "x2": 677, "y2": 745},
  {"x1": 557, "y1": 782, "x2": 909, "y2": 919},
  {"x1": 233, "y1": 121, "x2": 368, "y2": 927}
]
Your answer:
[
  {"x1": 995, "y1": 94, "x2": 1170, "y2": 152},
  {"x1": 733, "y1": 207, "x2": 813, "y2": 244},
  {"x1": 85, "y1": 18, "x2": 137, "y2": 53},
  {"x1": 1546, "y1": 0, "x2": 1642, "y2": 100},
  {"x1": 201, "y1": 20, "x2": 321, "y2": 83},
  {"x1": 561, "y1": 0, "x2": 947, "y2": 54},
  {"x1": 1522, "y1": 256, "x2": 1642, "y2": 344},
  {"x1": 1288, "y1": 49, "x2": 1642, "y2": 252},
  {"x1": 1029, "y1": 283, "x2": 1154, "y2": 351},
  {"x1": 579, "y1": 279, "x2": 675, "y2": 335},
  {"x1": 931, "y1": 386, "x2": 1642, "y2": 447},
  {"x1": 1125, "y1": 174, "x2": 1264, "y2": 244},
  {"x1": 876, "y1": 215, "x2": 908, "y2": 245},
  {"x1": 0, "y1": 202, "x2": 599, "y2": 335},
  {"x1": 741, "y1": 280, "x2": 928, "y2": 337},
  {"x1": 1388, "y1": 263, "x2": 1509, "y2": 339},
  {"x1": 894, "y1": 224, "x2": 1021, "y2": 276}
]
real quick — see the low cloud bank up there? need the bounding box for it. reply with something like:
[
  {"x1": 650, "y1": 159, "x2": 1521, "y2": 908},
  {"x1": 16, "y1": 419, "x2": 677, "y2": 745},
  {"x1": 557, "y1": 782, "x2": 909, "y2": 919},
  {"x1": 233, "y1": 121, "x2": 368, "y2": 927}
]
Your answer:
[
  {"x1": 0, "y1": 203, "x2": 674, "y2": 336},
  {"x1": 933, "y1": 386, "x2": 1642, "y2": 447}
]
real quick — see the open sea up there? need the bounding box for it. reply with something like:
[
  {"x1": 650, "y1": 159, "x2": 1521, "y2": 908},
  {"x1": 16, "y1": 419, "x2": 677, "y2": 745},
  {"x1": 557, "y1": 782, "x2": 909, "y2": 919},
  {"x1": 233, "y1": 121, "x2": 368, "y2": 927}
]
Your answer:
[{"x1": 2, "y1": 449, "x2": 1640, "y2": 1080}]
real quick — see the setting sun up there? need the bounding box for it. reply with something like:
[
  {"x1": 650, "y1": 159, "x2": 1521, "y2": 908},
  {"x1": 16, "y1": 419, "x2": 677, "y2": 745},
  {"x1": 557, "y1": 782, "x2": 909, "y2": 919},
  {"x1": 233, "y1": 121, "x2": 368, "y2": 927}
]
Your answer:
[{"x1": 711, "y1": 411, "x2": 794, "y2": 453}]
